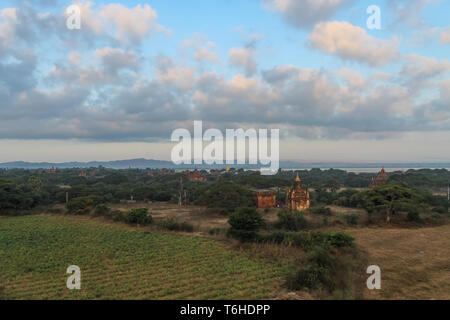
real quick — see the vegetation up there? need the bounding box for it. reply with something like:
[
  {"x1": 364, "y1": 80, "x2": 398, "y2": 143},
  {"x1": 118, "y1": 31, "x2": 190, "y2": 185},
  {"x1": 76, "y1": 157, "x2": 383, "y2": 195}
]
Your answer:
[
  {"x1": 0, "y1": 215, "x2": 286, "y2": 300},
  {"x1": 196, "y1": 181, "x2": 255, "y2": 213},
  {"x1": 352, "y1": 183, "x2": 426, "y2": 223},
  {"x1": 276, "y1": 210, "x2": 308, "y2": 231},
  {"x1": 228, "y1": 207, "x2": 265, "y2": 242},
  {"x1": 157, "y1": 218, "x2": 194, "y2": 232}
]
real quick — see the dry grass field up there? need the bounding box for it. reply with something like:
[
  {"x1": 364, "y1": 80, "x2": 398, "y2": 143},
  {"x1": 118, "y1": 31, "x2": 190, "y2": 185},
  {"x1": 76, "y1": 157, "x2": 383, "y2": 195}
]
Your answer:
[{"x1": 346, "y1": 224, "x2": 450, "y2": 300}]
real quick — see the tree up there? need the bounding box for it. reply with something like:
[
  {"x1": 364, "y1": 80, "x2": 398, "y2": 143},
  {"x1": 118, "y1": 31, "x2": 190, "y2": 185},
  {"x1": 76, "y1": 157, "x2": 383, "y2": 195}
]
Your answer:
[
  {"x1": 355, "y1": 183, "x2": 423, "y2": 223},
  {"x1": 228, "y1": 207, "x2": 264, "y2": 242}
]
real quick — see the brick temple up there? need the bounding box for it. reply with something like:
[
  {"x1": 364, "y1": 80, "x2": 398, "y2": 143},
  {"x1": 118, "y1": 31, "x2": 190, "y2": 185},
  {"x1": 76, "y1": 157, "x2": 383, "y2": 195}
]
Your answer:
[
  {"x1": 286, "y1": 172, "x2": 310, "y2": 211},
  {"x1": 369, "y1": 168, "x2": 388, "y2": 188},
  {"x1": 186, "y1": 169, "x2": 207, "y2": 182},
  {"x1": 253, "y1": 190, "x2": 276, "y2": 208}
]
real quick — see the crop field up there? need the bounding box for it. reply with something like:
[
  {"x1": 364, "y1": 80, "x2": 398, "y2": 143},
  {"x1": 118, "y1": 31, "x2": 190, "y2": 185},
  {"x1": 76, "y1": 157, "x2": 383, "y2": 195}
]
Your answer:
[{"x1": 0, "y1": 215, "x2": 287, "y2": 300}]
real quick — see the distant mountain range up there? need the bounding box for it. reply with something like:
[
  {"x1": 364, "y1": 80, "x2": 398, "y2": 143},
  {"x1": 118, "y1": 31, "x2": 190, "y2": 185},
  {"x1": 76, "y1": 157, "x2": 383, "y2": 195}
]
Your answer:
[{"x1": 1, "y1": 158, "x2": 450, "y2": 170}]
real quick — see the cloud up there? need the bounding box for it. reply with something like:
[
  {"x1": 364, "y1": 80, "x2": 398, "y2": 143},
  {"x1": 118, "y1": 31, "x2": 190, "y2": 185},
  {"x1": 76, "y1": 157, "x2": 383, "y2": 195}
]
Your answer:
[
  {"x1": 440, "y1": 27, "x2": 450, "y2": 44},
  {"x1": 182, "y1": 34, "x2": 219, "y2": 63},
  {"x1": 94, "y1": 47, "x2": 139, "y2": 74},
  {"x1": 99, "y1": 3, "x2": 171, "y2": 45},
  {"x1": 391, "y1": 0, "x2": 438, "y2": 27},
  {"x1": 156, "y1": 56, "x2": 196, "y2": 91},
  {"x1": 335, "y1": 67, "x2": 365, "y2": 89},
  {"x1": 229, "y1": 47, "x2": 257, "y2": 76},
  {"x1": 400, "y1": 54, "x2": 450, "y2": 81},
  {"x1": 264, "y1": 0, "x2": 351, "y2": 29},
  {"x1": 308, "y1": 21, "x2": 400, "y2": 66}
]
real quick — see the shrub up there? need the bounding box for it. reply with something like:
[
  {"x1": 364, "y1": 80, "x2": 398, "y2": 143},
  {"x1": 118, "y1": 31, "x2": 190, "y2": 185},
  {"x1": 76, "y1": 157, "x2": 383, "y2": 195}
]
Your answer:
[
  {"x1": 228, "y1": 207, "x2": 264, "y2": 242},
  {"x1": 287, "y1": 247, "x2": 334, "y2": 291},
  {"x1": 407, "y1": 211, "x2": 422, "y2": 223},
  {"x1": 111, "y1": 210, "x2": 125, "y2": 222},
  {"x1": 431, "y1": 206, "x2": 447, "y2": 214},
  {"x1": 209, "y1": 228, "x2": 226, "y2": 236},
  {"x1": 257, "y1": 231, "x2": 354, "y2": 250},
  {"x1": 158, "y1": 218, "x2": 194, "y2": 232},
  {"x1": 310, "y1": 206, "x2": 332, "y2": 215},
  {"x1": 343, "y1": 214, "x2": 359, "y2": 225},
  {"x1": 276, "y1": 210, "x2": 307, "y2": 231},
  {"x1": 93, "y1": 204, "x2": 110, "y2": 217},
  {"x1": 67, "y1": 196, "x2": 103, "y2": 215},
  {"x1": 287, "y1": 264, "x2": 327, "y2": 291},
  {"x1": 126, "y1": 208, "x2": 153, "y2": 225}
]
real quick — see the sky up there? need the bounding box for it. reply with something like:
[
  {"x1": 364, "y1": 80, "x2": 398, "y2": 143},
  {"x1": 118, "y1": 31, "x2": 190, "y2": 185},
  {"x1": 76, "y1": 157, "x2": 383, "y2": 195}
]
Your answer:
[{"x1": 0, "y1": 0, "x2": 449, "y2": 163}]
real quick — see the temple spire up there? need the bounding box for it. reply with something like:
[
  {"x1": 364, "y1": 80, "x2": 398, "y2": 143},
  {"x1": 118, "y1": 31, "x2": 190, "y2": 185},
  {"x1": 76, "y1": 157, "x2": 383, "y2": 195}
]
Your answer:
[{"x1": 295, "y1": 172, "x2": 301, "y2": 182}]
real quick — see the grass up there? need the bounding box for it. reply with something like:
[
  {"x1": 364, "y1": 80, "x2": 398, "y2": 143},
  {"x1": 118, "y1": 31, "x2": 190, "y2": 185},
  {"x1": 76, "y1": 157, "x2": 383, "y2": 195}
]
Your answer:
[
  {"x1": 346, "y1": 224, "x2": 450, "y2": 299},
  {"x1": 0, "y1": 215, "x2": 287, "y2": 300}
]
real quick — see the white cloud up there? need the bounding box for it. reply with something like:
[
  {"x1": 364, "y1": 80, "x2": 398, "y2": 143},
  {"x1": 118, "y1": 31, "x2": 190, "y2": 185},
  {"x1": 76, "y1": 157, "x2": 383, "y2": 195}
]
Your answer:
[
  {"x1": 440, "y1": 27, "x2": 450, "y2": 44},
  {"x1": 229, "y1": 47, "x2": 257, "y2": 76},
  {"x1": 401, "y1": 54, "x2": 450, "y2": 80},
  {"x1": 94, "y1": 47, "x2": 139, "y2": 73},
  {"x1": 308, "y1": 21, "x2": 399, "y2": 66},
  {"x1": 265, "y1": 0, "x2": 351, "y2": 29}
]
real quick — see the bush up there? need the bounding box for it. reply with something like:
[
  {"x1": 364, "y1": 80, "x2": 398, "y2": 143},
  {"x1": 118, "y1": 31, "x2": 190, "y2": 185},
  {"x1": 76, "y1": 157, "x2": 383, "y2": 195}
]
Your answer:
[
  {"x1": 407, "y1": 211, "x2": 422, "y2": 223},
  {"x1": 310, "y1": 206, "x2": 332, "y2": 215},
  {"x1": 287, "y1": 264, "x2": 327, "y2": 291},
  {"x1": 343, "y1": 214, "x2": 359, "y2": 225},
  {"x1": 209, "y1": 228, "x2": 226, "y2": 236},
  {"x1": 111, "y1": 210, "x2": 125, "y2": 222},
  {"x1": 276, "y1": 210, "x2": 308, "y2": 231},
  {"x1": 228, "y1": 207, "x2": 264, "y2": 242},
  {"x1": 158, "y1": 218, "x2": 194, "y2": 232},
  {"x1": 67, "y1": 196, "x2": 103, "y2": 215},
  {"x1": 431, "y1": 206, "x2": 447, "y2": 214},
  {"x1": 258, "y1": 231, "x2": 354, "y2": 250},
  {"x1": 93, "y1": 204, "x2": 110, "y2": 217},
  {"x1": 126, "y1": 208, "x2": 153, "y2": 225},
  {"x1": 287, "y1": 247, "x2": 334, "y2": 291}
]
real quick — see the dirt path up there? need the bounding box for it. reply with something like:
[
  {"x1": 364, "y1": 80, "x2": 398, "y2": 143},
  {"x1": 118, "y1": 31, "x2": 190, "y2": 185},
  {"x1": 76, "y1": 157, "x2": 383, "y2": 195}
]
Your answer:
[{"x1": 346, "y1": 224, "x2": 450, "y2": 299}]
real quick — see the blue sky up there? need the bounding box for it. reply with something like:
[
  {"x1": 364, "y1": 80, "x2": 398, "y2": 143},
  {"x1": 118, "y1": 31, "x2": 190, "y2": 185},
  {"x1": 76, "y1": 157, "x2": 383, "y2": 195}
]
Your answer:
[{"x1": 0, "y1": 0, "x2": 449, "y2": 162}]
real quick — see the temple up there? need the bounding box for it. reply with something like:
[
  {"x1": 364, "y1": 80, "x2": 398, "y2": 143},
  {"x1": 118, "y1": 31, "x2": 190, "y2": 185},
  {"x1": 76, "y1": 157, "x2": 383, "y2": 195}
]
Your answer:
[
  {"x1": 369, "y1": 168, "x2": 388, "y2": 188},
  {"x1": 253, "y1": 190, "x2": 276, "y2": 208},
  {"x1": 186, "y1": 169, "x2": 207, "y2": 182},
  {"x1": 286, "y1": 172, "x2": 310, "y2": 211}
]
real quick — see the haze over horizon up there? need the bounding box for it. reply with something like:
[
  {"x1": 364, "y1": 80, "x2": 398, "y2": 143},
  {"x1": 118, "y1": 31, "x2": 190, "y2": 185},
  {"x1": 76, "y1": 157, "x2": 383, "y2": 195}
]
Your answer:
[{"x1": 0, "y1": 0, "x2": 449, "y2": 162}]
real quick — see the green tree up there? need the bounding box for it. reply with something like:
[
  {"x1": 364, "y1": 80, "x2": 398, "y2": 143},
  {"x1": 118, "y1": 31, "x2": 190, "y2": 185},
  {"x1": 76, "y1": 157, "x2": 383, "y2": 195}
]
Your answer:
[{"x1": 228, "y1": 207, "x2": 264, "y2": 242}]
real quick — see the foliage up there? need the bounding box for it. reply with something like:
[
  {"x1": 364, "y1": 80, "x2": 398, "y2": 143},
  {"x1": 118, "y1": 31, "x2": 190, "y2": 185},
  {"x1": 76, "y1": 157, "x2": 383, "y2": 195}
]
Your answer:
[
  {"x1": 125, "y1": 208, "x2": 153, "y2": 225},
  {"x1": 352, "y1": 183, "x2": 427, "y2": 222},
  {"x1": 158, "y1": 218, "x2": 194, "y2": 232},
  {"x1": 407, "y1": 211, "x2": 422, "y2": 223},
  {"x1": 258, "y1": 231, "x2": 354, "y2": 250},
  {"x1": 310, "y1": 205, "x2": 332, "y2": 215},
  {"x1": 196, "y1": 181, "x2": 255, "y2": 213},
  {"x1": 286, "y1": 246, "x2": 334, "y2": 291},
  {"x1": 343, "y1": 214, "x2": 359, "y2": 225},
  {"x1": 228, "y1": 207, "x2": 265, "y2": 242},
  {"x1": 276, "y1": 210, "x2": 308, "y2": 231},
  {"x1": 0, "y1": 215, "x2": 284, "y2": 299},
  {"x1": 67, "y1": 196, "x2": 103, "y2": 215},
  {"x1": 93, "y1": 204, "x2": 110, "y2": 217}
]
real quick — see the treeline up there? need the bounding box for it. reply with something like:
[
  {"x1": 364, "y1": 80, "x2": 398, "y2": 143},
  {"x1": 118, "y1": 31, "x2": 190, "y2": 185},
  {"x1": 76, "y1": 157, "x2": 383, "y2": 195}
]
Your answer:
[{"x1": 0, "y1": 168, "x2": 449, "y2": 216}]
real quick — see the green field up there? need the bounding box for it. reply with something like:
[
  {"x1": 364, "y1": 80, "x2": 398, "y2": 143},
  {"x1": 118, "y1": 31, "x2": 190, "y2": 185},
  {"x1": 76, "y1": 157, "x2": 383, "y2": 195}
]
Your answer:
[{"x1": 0, "y1": 215, "x2": 286, "y2": 300}]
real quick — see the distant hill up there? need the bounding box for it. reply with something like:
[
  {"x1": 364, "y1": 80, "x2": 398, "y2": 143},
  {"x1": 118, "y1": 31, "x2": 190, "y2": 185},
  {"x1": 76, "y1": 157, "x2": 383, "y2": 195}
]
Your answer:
[{"x1": 0, "y1": 158, "x2": 450, "y2": 170}]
